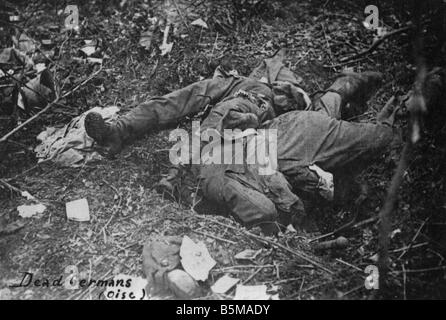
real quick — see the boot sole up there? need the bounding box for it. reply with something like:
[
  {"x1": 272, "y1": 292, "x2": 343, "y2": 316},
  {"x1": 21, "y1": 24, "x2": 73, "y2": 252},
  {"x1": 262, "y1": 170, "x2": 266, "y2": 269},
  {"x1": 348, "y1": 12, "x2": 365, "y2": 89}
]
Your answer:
[{"x1": 84, "y1": 112, "x2": 107, "y2": 143}]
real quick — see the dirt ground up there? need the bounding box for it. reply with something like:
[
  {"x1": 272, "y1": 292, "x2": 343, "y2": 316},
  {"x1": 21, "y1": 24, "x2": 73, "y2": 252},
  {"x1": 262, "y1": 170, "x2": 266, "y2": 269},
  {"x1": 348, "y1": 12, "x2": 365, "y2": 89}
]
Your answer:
[{"x1": 1, "y1": 0, "x2": 445, "y2": 300}]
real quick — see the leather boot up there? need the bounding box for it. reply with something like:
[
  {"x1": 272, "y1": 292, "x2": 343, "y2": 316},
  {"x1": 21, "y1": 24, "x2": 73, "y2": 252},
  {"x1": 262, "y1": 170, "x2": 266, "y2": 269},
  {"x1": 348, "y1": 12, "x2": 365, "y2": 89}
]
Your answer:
[
  {"x1": 84, "y1": 111, "x2": 123, "y2": 157},
  {"x1": 329, "y1": 71, "x2": 383, "y2": 103},
  {"x1": 328, "y1": 71, "x2": 383, "y2": 118}
]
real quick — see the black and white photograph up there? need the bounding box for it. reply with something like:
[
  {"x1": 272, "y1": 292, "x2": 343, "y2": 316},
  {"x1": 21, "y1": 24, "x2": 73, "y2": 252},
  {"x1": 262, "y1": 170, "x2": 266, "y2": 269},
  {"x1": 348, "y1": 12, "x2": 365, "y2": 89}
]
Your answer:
[{"x1": 0, "y1": 0, "x2": 445, "y2": 304}]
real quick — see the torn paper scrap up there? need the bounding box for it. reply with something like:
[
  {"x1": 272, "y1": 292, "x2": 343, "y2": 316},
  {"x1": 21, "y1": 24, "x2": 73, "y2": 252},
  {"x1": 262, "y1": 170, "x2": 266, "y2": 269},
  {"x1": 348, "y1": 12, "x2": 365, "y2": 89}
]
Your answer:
[
  {"x1": 191, "y1": 18, "x2": 208, "y2": 29},
  {"x1": 234, "y1": 249, "x2": 262, "y2": 261},
  {"x1": 234, "y1": 285, "x2": 270, "y2": 300},
  {"x1": 180, "y1": 236, "x2": 216, "y2": 281},
  {"x1": 20, "y1": 191, "x2": 36, "y2": 201},
  {"x1": 211, "y1": 275, "x2": 239, "y2": 294},
  {"x1": 17, "y1": 203, "x2": 46, "y2": 218},
  {"x1": 66, "y1": 198, "x2": 90, "y2": 222}
]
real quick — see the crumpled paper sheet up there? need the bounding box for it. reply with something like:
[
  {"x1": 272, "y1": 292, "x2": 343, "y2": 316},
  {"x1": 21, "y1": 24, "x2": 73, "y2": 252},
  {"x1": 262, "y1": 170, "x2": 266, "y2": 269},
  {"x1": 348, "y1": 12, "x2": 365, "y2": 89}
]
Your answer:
[
  {"x1": 34, "y1": 106, "x2": 119, "y2": 167},
  {"x1": 17, "y1": 203, "x2": 46, "y2": 218},
  {"x1": 180, "y1": 236, "x2": 216, "y2": 281}
]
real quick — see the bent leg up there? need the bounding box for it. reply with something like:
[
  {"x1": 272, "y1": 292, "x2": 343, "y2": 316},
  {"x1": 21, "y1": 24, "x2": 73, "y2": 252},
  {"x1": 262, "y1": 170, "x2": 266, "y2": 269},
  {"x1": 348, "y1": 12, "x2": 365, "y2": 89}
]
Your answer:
[
  {"x1": 270, "y1": 111, "x2": 397, "y2": 175},
  {"x1": 311, "y1": 91, "x2": 343, "y2": 119},
  {"x1": 202, "y1": 172, "x2": 279, "y2": 232}
]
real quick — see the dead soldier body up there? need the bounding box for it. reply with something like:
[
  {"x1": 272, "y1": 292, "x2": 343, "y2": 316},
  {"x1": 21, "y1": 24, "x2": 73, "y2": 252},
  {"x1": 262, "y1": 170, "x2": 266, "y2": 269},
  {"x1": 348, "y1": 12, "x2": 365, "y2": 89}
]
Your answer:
[
  {"x1": 85, "y1": 49, "x2": 328, "y2": 233},
  {"x1": 84, "y1": 49, "x2": 386, "y2": 234},
  {"x1": 158, "y1": 68, "x2": 444, "y2": 236},
  {"x1": 85, "y1": 50, "x2": 444, "y2": 234}
]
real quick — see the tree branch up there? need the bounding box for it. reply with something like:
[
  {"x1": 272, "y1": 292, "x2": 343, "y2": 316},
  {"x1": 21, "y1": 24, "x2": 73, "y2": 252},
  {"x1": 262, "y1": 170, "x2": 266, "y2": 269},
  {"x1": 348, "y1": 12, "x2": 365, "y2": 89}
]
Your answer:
[{"x1": 0, "y1": 66, "x2": 103, "y2": 143}]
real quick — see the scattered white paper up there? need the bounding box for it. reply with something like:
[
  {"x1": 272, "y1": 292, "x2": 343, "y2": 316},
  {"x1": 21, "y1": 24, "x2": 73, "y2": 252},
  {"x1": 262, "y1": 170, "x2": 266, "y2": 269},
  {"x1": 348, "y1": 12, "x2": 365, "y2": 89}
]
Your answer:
[
  {"x1": 369, "y1": 253, "x2": 379, "y2": 262},
  {"x1": 20, "y1": 191, "x2": 36, "y2": 201},
  {"x1": 180, "y1": 236, "x2": 216, "y2": 281},
  {"x1": 211, "y1": 275, "x2": 239, "y2": 294},
  {"x1": 159, "y1": 24, "x2": 173, "y2": 56},
  {"x1": 17, "y1": 203, "x2": 46, "y2": 218},
  {"x1": 17, "y1": 92, "x2": 25, "y2": 110},
  {"x1": 85, "y1": 57, "x2": 103, "y2": 64},
  {"x1": 234, "y1": 249, "x2": 262, "y2": 261},
  {"x1": 191, "y1": 18, "x2": 208, "y2": 29},
  {"x1": 35, "y1": 63, "x2": 46, "y2": 73},
  {"x1": 80, "y1": 40, "x2": 98, "y2": 56},
  {"x1": 66, "y1": 198, "x2": 90, "y2": 222},
  {"x1": 286, "y1": 224, "x2": 298, "y2": 233},
  {"x1": 390, "y1": 228, "x2": 401, "y2": 239},
  {"x1": 234, "y1": 285, "x2": 270, "y2": 300}
]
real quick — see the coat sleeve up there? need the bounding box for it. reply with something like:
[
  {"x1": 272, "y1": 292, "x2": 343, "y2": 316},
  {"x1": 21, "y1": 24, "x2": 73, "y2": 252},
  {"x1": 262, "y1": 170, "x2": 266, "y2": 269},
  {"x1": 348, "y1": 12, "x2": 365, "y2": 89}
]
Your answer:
[{"x1": 200, "y1": 97, "x2": 272, "y2": 135}]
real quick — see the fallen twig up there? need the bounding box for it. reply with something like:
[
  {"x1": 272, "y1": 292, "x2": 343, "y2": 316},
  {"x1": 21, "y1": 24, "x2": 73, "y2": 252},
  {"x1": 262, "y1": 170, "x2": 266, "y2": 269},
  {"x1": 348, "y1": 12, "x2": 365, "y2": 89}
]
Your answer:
[
  {"x1": 391, "y1": 265, "x2": 446, "y2": 274},
  {"x1": 309, "y1": 216, "x2": 378, "y2": 243},
  {"x1": 192, "y1": 229, "x2": 236, "y2": 245},
  {"x1": 398, "y1": 217, "x2": 429, "y2": 259},
  {"x1": 340, "y1": 25, "x2": 412, "y2": 63},
  {"x1": 242, "y1": 267, "x2": 263, "y2": 285},
  {"x1": 297, "y1": 276, "x2": 305, "y2": 299},
  {"x1": 171, "y1": 0, "x2": 191, "y2": 33},
  {"x1": 335, "y1": 258, "x2": 363, "y2": 272},
  {"x1": 0, "y1": 66, "x2": 103, "y2": 143},
  {"x1": 391, "y1": 241, "x2": 428, "y2": 253},
  {"x1": 191, "y1": 212, "x2": 334, "y2": 274},
  {"x1": 339, "y1": 284, "x2": 363, "y2": 298},
  {"x1": 402, "y1": 264, "x2": 407, "y2": 300},
  {"x1": 213, "y1": 264, "x2": 276, "y2": 272},
  {"x1": 0, "y1": 178, "x2": 25, "y2": 195}
]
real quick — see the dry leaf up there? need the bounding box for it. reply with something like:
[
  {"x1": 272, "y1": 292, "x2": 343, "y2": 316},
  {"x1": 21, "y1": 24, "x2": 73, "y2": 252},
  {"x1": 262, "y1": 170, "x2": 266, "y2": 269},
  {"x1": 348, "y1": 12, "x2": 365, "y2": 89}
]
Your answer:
[{"x1": 13, "y1": 33, "x2": 36, "y2": 54}]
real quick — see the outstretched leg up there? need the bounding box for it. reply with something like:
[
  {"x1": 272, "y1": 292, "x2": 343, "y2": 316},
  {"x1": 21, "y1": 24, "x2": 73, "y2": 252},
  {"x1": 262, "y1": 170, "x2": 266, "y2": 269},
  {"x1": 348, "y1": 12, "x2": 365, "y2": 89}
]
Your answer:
[{"x1": 84, "y1": 75, "x2": 244, "y2": 156}]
